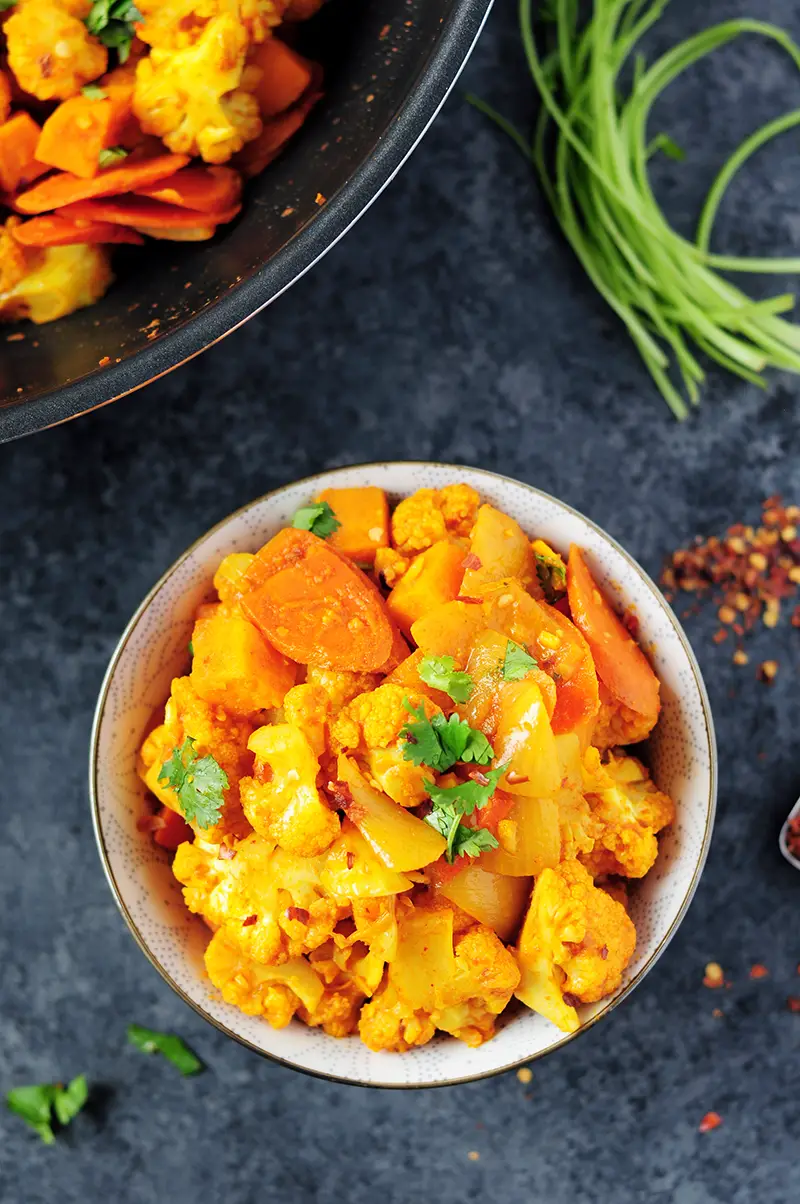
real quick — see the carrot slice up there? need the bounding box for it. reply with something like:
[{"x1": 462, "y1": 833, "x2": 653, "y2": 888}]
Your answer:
[
  {"x1": 134, "y1": 165, "x2": 242, "y2": 212},
  {"x1": 57, "y1": 196, "x2": 240, "y2": 229},
  {"x1": 12, "y1": 214, "x2": 143, "y2": 246},
  {"x1": 248, "y1": 37, "x2": 314, "y2": 118},
  {"x1": 14, "y1": 154, "x2": 190, "y2": 214},
  {"x1": 241, "y1": 528, "x2": 394, "y2": 671},
  {"x1": 0, "y1": 112, "x2": 43, "y2": 193},
  {"x1": 131, "y1": 222, "x2": 218, "y2": 242},
  {"x1": 566, "y1": 544, "x2": 660, "y2": 720}
]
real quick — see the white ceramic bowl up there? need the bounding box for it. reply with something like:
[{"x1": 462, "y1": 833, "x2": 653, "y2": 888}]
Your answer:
[{"x1": 90, "y1": 463, "x2": 717, "y2": 1088}]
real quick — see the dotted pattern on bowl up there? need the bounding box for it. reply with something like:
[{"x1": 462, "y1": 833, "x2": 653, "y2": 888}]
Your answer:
[{"x1": 92, "y1": 463, "x2": 716, "y2": 1088}]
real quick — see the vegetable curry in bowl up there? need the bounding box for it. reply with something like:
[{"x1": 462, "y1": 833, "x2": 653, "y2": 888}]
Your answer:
[{"x1": 136, "y1": 483, "x2": 675, "y2": 1052}]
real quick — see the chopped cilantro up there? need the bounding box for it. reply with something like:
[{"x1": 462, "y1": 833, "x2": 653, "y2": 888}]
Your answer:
[
  {"x1": 0, "y1": 0, "x2": 17, "y2": 10},
  {"x1": 6, "y1": 1076, "x2": 88, "y2": 1144},
  {"x1": 86, "y1": 0, "x2": 142, "y2": 63},
  {"x1": 188, "y1": 640, "x2": 194, "y2": 659},
  {"x1": 450, "y1": 824, "x2": 499, "y2": 860},
  {"x1": 127, "y1": 1025, "x2": 202, "y2": 1075},
  {"x1": 502, "y1": 639, "x2": 538, "y2": 681},
  {"x1": 423, "y1": 764, "x2": 506, "y2": 862},
  {"x1": 291, "y1": 501, "x2": 341, "y2": 539},
  {"x1": 400, "y1": 702, "x2": 493, "y2": 772},
  {"x1": 424, "y1": 763, "x2": 507, "y2": 816},
  {"x1": 417, "y1": 654, "x2": 474, "y2": 703},
  {"x1": 98, "y1": 145, "x2": 128, "y2": 169},
  {"x1": 82, "y1": 83, "x2": 108, "y2": 98},
  {"x1": 158, "y1": 737, "x2": 227, "y2": 830}
]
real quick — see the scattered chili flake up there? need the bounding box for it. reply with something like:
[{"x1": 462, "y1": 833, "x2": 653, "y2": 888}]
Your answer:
[
  {"x1": 136, "y1": 813, "x2": 166, "y2": 832},
  {"x1": 505, "y1": 770, "x2": 529, "y2": 785},
  {"x1": 281, "y1": 206, "x2": 295, "y2": 217},
  {"x1": 98, "y1": 354, "x2": 110, "y2": 366},
  {"x1": 712, "y1": 1008, "x2": 724, "y2": 1019},
  {"x1": 787, "y1": 996, "x2": 800, "y2": 1012},
  {"x1": 516, "y1": 1067, "x2": 533, "y2": 1084},
  {"x1": 562, "y1": 992, "x2": 581, "y2": 1008},
  {"x1": 600, "y1": 945, "x2": 609, "y2": 960},
  {"x1": 712, "y1": 629, "x2": 728, "y2": 644},
  {"x1": 732, "y1": 649, "x2": 748, "y2": 666},
  {"x1": 285, "y1": 906, "x2": 310, "y2": 924},
  {"x1": 218, "y1": 845, "x2": 237, "y2": 860},
  {"x1": 6, "y1": 331, "x2": 24, "y2": 342},
  {"x1": 703, "y1": 962, "x2": 725, "y2": 988},
  {"x1": 379, "y1": 22, "x2": 390, "y2": 37},
  {"x1": 242, "y1": 914, "x2": 258, "y2": 927},
  {"x1": 456, "y1": 595, "x2": 483, "y2": 604},
  {"x1": 749, "y1": 963, "x2": 769, "y2": 980},
  {"x1": 698, "y1": 1111, "x2": 723, "y2": 1133},
  {"x1": 462, "y1": 552, "x2": 482, "y2": 571},
  {"x1": 662, "y1": 498, "x2": 800, "y2": 676}
]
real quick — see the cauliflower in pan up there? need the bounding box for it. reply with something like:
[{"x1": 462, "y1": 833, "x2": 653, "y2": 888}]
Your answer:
[
  {"x1": 390, "y1": 484, "x2": 480, "y2": 555},
  {"x1": 330, "y1": 683, "x2": 439, "y2": 806},
  {"x1": 515, "y1": 859, "x2": 636, "y2": 1033},
  {"x1": 5, "y1": 0, "x2": 107, "y2": 100},
  {"x1": 0, "y1": 239, "x2": 113, "y2": 325},
  {"x1": 240, "y1": 723, "x2": 340, "y2": 856},
  {"x1": 580, "y1": 749, "x2": 675, "y2": 879},
  {"x1": 135, "y1": 0, "x2": 288, "y2": 49},
  {"x1": 133, "y1": 15, "x2": 262, "y2": 163}
]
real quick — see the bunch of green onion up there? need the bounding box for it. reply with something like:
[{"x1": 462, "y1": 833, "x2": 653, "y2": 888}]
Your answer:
[{"x1": 470, "y1": 0, "x2": 800, "y2": 417}]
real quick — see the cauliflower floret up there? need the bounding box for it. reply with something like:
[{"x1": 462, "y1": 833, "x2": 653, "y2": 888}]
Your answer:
[
  {"x1": 557, "y1": 786, "x2": 602, "y2": 862},
  {"x1": 173, "y1": 832, "x2": 347, "y2": 966},
  {"x1": 305, "y1": 665, "x2": 380, "y2": 713},
  {"x1": 136, "y1": 0, "x2": 287, "y2": 49},
  {"x1": 390, "y1": 484, "x2": 479, "y2": 556},
  {"x1": 204, "y1": 928, "x2": 325, "y2": 1027},
  {"x1": 374, "y1": 546, "x2": 410, "y2": 589},
  {"x1": 0, "y1": 242, "x2": 113, "y2": 325},
  {"x1": 282, "y1": 684, "x2": 330, "y2": 759},
  {"x1": 580, "y1": 748, "x2": 675, "y2": 879},
  {"x1": 6, "y1": 0, "x2": 107, "y2": 100},
  {"x1": 437, "y1": 484, "x2": 481, "y2": 539},
  {"x1": 133, "y1": 15, "x2": 262, "y2": 164},
  {"x1": 592, "y1": 682, "x2": 657, "y2": 748},
  {"x1": 138, "y1": 675, "x2": 254, "y2": 842},
  {"x1": 240, "y1": 723, "x2": 340, "y2": 856},
  {"x1": 359, "y1": 904, "x2": 518, "y2": 1051},
  {"x1": 298, "y1": 978, "x2": 364, "y2": 1038},
  {"x1": 329, "y1": 895, "x2": 410, "y2": 996},
  {"x1": 515, "y1": 859, "x2": 636, "y2": 1033},
  {"x1": 213, "y1": 552, "x2": 256, "y2": 605},
  {"x1": 329, "y1": 684, "x2": 439, "y2": 806}
]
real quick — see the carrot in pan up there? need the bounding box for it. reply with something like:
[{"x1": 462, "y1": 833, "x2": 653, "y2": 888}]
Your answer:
[
  {"x1": 0, "y1": 112, "x2": 44, "y2": 193},
  {"x1": 12, "y1": 214, "x2": 144, "y2": 246},
  {"x1": 57, "y1": 196, "x2": 241, "y2": 229},
  {"x1": 248, "y1": 38, "x2": 314, "y2": 118},
  {"x1": 14, "y1": 153, "x2": 190, "y2": 213},
  {"x1": 134, "y1": 165, "x2": 242, "y2": 212}
]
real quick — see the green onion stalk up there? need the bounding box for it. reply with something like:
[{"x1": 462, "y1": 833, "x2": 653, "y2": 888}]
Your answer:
[{"x1": 469, "y1": 0, "x2": 800, "y2": 417}]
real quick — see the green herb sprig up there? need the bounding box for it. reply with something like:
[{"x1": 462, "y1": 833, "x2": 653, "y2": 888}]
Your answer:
[
  {"x1": 423, "y1": 765, "x2": 506, "y2": 862},
  {"x1": 127, "y1": 1025, "x2": 203, "y2": 1075},
  {"x1": 6, "y1": 1076, "x2": 88, "y2": 1144},
  {"x1": 86, "y1": 0, "x2": 142, "y2": 62},
  {"x1": 400, "y1": 702, "x2": 493, "y2": 772},
  {"x1": 469, "y1": 0, "x2": 800, "y2": 417},
  {"x1": 502, "y1": 639, "x2": 538, "y2": 681},
  {"x1": 158, "y1": 737, "x2": 228, "y2": 829},
  {"x1": 291, "y1": 501, "x2": 341, "y2": 539},
  {"x1": 417, "y1": 654, "x2": 475, "y2": 702}
]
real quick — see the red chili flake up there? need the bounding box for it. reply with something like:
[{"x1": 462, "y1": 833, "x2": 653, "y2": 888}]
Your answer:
[
  {"x1": 622, "y1": 609, "x2": 640, "y2": 639},
  {"x1": 378, "y1": 22, "x2": 390, "y2": 37},
  {"x1": 242, "y1": 914, "x2": 258, "y2": 927},
  {"x1": 469, "y1": 769, "x2": 490, "y2": 786},
  {"x1": 788, "y1": 997, "x2": 800, "y2": 1012},
  {"x1": 462, "y1": 552, "x2": 482, "y2": 571},
  {"x1": 285, "y1": 907, "x2": 310, "y2": 924},
  {"x1": 97, "y1": 353, "x2": 110, "y2": 364},
  {"x1": 712, "y1": 629, "x2": 728, "y2": 644},
  {"x1": 136, "y1": 813, "x2": 166, "y2": 832},
  {"x1": 600, "y1": 945, "x2": 609, "y2": 960},
  {"x1": 703, "y1": 962, "x2": 725, "y2": 989},
  {"x1": 346, "y1": 851, "x2": 355, "y2": 870},
  {"x1": 698, "y1": 1112, "x2": 723, "y2": 1133},
  {"x1": 280, "y1": 206, "x2": 295, "y2": 217},
  {"x1": 505, "y1": 770, "x2": 529, "y2": 785},
  {"x1": 711, "y1": 1008, "x2": 724, "y2": 1019},
  {"x1": 315, "y1": 192, "x2": 326, "y2": 205},
  {"x1": 456, "y1": 595, "x2": 483, "y2": 604},
  {"x1": 562, "y1": 992, "x2": 581, "y2": 1008},
  {"x1": 218, "y1": 845, "x2": 237, "y2": 860},
  {"x1": 749, "y1": 963, "x2": 769, "y2": 980}
]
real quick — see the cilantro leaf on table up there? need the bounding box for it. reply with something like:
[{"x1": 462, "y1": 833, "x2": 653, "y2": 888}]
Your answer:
[
  {"x1": 158, "y1": 737, "x2": 228, "y2": 829},
  {"x1": 291, "y1": 501, "x2": 340, "y2": 539},
  {"x1": 7, "y1": 1076, "x2": 88, "y2": 1144},
  {"x1": 85, "y1": 0, "x2": 142, "y2": 63},
  {"x1": 400, "y1": 703, "x2": 493, "y2": 772},
  {"x1": 502, "y1": 639, "x2": 538, "y2": 681},
  {"x1": 417, "y1": 654, "x2": 474, "y2": 703},
  {"x1": 127, "y1": 1025, "x2": 203, "y2": 1075}
]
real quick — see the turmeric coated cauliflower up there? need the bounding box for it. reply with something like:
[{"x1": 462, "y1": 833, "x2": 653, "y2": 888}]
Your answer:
[
  {"x1": 330, "y1": 683, "x2": 439, "y2": 806},
  {"x1": 592, "y1": 682, "x2": 658, "y2": 749},
  {"x1": 136, "y1": 0, "x2": 288, "y2": 49},
  {"x1": 305, "y1": 666, "x2": 380, "y2": 713},
  {"x1": 0, "y1": 241, "x2": 113, "y2": 325},
  {"x1": 133, "y1": 15, "x2": 262, "y2": 164},
  {"x1": 173, "y1": 832, "x2": 347, "y2": 966},
  {"x1": 515, "y1": 859, "x2": 636, "y2": 1033},
  {"x1": 580, "y1": 748, "x2": 675, "y2": 879},
  {"x1": 390, "y1": 484, "x2": 480, "y2": 555},
  {"x1": 138, "y1": 675, "x2": 254, "y2": 842},
  {"x1": 241, "y1": 723, "x2": 340, "y2": 856},
  {"x1": 204, "y1": 928, "x2": 325, "y2": 1025},
  {"x1": 374, "y1": 546, "x2": 410, "y2": 589},
  {"x1": 5, "y1": 0, "x2": 107, "y2": 100}
]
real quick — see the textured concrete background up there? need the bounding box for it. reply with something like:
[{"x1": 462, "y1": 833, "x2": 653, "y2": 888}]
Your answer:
[{"x1": 2, "y1": 0, "x2": 799, "y2": 1199}]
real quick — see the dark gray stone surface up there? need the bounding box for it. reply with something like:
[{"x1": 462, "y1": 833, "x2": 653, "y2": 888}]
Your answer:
[{"x1": 1, "y1": 0, "x2": 799, "y2": 1199}]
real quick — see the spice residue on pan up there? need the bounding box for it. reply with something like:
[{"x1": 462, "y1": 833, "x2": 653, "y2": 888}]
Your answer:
[{"x1": 662, "y1": 497, "x2": 799, "y2": 679}]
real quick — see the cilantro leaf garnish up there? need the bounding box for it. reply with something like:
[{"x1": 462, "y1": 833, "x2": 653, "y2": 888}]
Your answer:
[
  {"x1": 417, "y1": 654, "x2": 474, "y2": 703},
  {"x1": 98, "y1": 145, "x2": 128, "y2": 168},
  {"x1": 422, "y1": 764, "x2": 506, "y2": 862},
  {"x1": 0, "y1": 0, "x2": 18, "y2": 10},
  {"x1": 502, "y1": 639, "x2": 538, "y2": 681},
  {"x1": 291, "y1": 501, "x2": 340, "y2": 539},
  {"x1": 7, "y1": 1076, "x2": 88, "y2": 1144},
  {"x1": 85, "y1": 0, "x2": 142, "y2": 63},
  {"x1": 535, "y1": 553, "x2": 567, "y2": 604},
  {"x1": 127, "y1": 1025, "x2": 203, "y2": 1075},
  {"x1": 400, "y1": 702, "x2": 493, "y2": 772},
  {"x1": 158, "y1": 737, "x2": 227, "y2": 829},
  {"x1": 82, "y1": 83, "x2": 107, "y2": 98}
]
